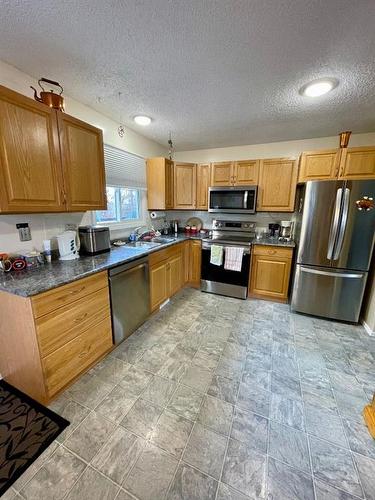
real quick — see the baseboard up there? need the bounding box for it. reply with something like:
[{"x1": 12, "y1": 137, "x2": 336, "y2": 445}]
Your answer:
[{"x1": 362, "y1": 319, "x2": 375, "y2": 336}]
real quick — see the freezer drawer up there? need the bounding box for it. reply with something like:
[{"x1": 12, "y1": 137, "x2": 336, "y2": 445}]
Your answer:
[{"x1": 291, "y1": 264, "x2": 367, "y2": 322}]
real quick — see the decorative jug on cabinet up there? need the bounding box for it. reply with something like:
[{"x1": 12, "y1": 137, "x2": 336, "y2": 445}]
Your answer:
[{"x1": 30, "y1": 77, "x2": 65, "y2": 111}]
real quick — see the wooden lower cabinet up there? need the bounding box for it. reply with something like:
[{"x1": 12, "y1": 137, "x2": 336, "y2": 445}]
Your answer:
[
  {"x1": 189, "y1": 240, "x2": 202, "y2": 287},
  {"x1": 0, "y1": 271, "x2": 113, "y2": 404},
  {"x1": 249, "y1": 245, "x2": 293, "y2": 303},
  {"x1": 149, "y1": 261, "x2": 169, "y2": 310}
]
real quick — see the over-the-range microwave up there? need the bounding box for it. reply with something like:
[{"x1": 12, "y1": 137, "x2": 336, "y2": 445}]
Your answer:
[{"x1": 208, "y1": 186, "x2": 257, "y2": 213}]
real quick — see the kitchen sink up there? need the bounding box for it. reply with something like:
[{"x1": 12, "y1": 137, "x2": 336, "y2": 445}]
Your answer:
[
  {"x1": 126, "y1": 241, "x2": 162, "y2": 248},
  {"x1": 152, "y1": 237, "x2": 177, "y2": 243}
]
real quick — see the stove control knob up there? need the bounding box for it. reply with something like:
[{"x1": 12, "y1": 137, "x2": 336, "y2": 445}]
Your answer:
[{"x1": 244, "y1": 223, "x2": 249, "y2": 228}]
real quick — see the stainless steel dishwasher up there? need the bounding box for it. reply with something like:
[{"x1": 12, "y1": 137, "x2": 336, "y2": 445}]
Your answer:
[{"x1": 109, "y1": 256, "x2": 150, "y2": 344}]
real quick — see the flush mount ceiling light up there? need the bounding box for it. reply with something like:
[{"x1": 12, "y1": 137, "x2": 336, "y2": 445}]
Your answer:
[
  {"x1": 300, "y1": 78, "x2": 339, "y2": 97},
  {"x1": 134, "y1": 115, "x2": 152, "y2": 126}
]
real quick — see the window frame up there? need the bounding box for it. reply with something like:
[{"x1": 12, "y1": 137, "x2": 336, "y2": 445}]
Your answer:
[{"x1": 94, "y1": 184, "x2": 147, "y2": 230}]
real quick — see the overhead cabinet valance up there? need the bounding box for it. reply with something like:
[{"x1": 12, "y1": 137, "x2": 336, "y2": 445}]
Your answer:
[{"x1": 0, "y1": 85, "x2": 107, "y2": 213}]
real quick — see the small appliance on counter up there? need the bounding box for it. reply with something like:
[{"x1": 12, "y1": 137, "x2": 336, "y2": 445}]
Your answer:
[
  {"x1": 279, "y1": 221, "x2": 294, "y2": 241},
  {"x1": 78, "y1": 226, "x2": 111, "y2": 255},
  {"x1": 57, "y1": 230, "x2": 80, "y2": 260}
]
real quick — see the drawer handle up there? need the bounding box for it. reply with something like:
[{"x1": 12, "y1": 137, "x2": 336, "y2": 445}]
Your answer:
[
  {"x1": 79, "y1": 349, "x2": 89, "y2": 358},
  {"x1": 58, "y1": 286, "x2": 85, "y2": 300},
  {"x1": 74, "y1": 312, "x2": 89, "y2": 323},
  {"x1": 267, "y1": 249, "x2": 276, "y2": 254}
]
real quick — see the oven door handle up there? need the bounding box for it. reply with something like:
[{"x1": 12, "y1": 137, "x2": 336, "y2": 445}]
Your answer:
[{"x1": 202, "y1": 242, "x2": 250, "y2": 255}]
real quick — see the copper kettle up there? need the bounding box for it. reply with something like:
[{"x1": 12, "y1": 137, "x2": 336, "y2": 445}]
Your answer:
[{"x1": 30, "y1": 78, "x2": 65, "y2": 111}]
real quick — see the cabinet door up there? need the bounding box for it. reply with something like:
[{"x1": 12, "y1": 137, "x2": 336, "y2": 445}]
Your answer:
[
  {"x1": 150, "y1": 262, "x2": 168, "y2": 311},
  {"x1": 339, "y1": 147, "x2": 375, "y2": 180},
  {"x1": 0, "y1": 86, "x2": 64, "y2": 213},
  {"x1": 249, "y1": 254, "x2": 291, "y2": 302},
  {"x1": 211, "y1": 162, "x2": 234, "y2": 186},
  {"x1": 257, "y1": 158, "x2": 297, "y2": 212},
  {"x1": 168, "y1": 253, "x2": 183, "y2": 297},
  {"x1": 189, "y1": 240, "x2": 202, "y2": 288},
  {"x1": 183, "y1": 241, "x2": 190, "y2": 284},
  {"x1": 57, "y1": 113, "x2": 106, "y2": 211},
  {"x1": 234, "y1": 160, "x2": 259, "y2": 185},
  {"x1": 165, "y1": 159, "x2": 174, "y2": 209},
  {"x1": 174, "y1": 163, "x2": 196, "y2": 209},
  {"x1": 196, "y1": 164, "x2": 210, "y2": 210},
  {"x1": 299, "y1": 150, "x2": 340, "y2": 182}
]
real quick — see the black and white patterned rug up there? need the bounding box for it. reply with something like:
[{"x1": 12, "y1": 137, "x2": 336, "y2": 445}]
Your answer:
[{"x1": 0, "y1": 379, "x2": 69, "y2": 496}]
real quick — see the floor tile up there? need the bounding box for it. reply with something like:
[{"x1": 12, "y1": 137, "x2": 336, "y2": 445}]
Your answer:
[
  {"x1": 180, "y1": 364, "x2": 213, "y2": 392},
  {"x1": 48, "y1": 396, "x2": 90, "y2": 443},
  {"x1": 167, "y1": 462, "x2": 218, "y2": 500},
  {"x1": 314, "y1": 479, "x2": 360, "y2": 500},
  {"x1": 304, "y1": 403, "x2": 348, "y2": 448},
  {"x1": 64, "y1": 466, "x2": 119, "y2": 500},
  {"x1": 222, "y1": 438, "x2": 266, "y2": 498},
  {"x1": 268, "y1": 421, "x2": 310, "y2": 473},
  {"x1": 342, "y1": 417, "x2": 375, "y2": 459},
  {"x1": 123, "y1": 442, "x2": 178, "y2": 500},
  {"x1": 91, "y1": 427, "x2": 145, "y2": 484},
  {"x1": 272, "y1": 354, "x2": 299, "y2": 378},
  {"x1": 112, "y1": 339, "x2": 145, "y2": 364},
  {"x1": 192, "y1": 349, "x2": 220, "y2": 371},
  {"x1": 150, "y1": 410, "x2": 193, "y2": 458},
  {"x1": 352, "y1": 452, "x2": 375, "y2": 500},
  {"x1": 118, "y1": 365, "x2": 153, "y2": 396},
  {"x1": 141, "y1": 375, "x2": 177, "y2": 406},
  {"x1": 270, "y1": 393, "x2": 305, "y2": 431},
  {"x1": 20, "y1": 446, "x2": 86, "y2": 500},
  {"x1": 302, "y1": 384, "x2": 337, "y2": 411},
  {"x1": 309, "y1": 436, "x2": 363, "y2": 497},
  {"x1": 216, "y1": 483, "x2": 250, "y2": 500},
  {"x1": 236, "y1": 382, "x2": 270, "y2": 417},
  {"x1": 95, "y1": 385, "x2": 137, "y2": 423},
  {"x1": 88, "y1": 356, "x2": 132, "y2": 385},
  {"x1": 158, "y1": 357, "x2": 189, "y2": 382},
  {"x1": 267, "y1": 456, "x2": 314, "y2": 500},
  {"x1": 115, "y1": 490, "x2": 136, "y2": 500},
  {"x1": 183, "y1": 423, "x2": 227, "y2": 479},
  {"x1": 197, "y1": 395, "x2": 233, "y2": 435},
  {"x1": 167, "y1": 385, "x2": 203, "y2": 421},
  {"x1": 64, "y1": 411, "x2": 116, "y2": 461},
  {"x1": 215, "y1": 356, "x2": 243, "y2": 380},
  {"x1": 66, "y1": 373, "x2": 113, "y2": 409},
  {"x1": 245, "y1": 350, "x2": 272, "y2": 371},
  {"x1": 271, "y1": 372, "x2": 302, "y2": 401},
  {"x1": 120, "y1": 398, "x2": 163, "y2": 439},
  {"x1": 242, "y1": 365, "x2": 271, "y2": 391},
  {"x1": 207, "y1": 375, "x2": 239, "y2": 405},
  {"x1": 231, "y1": 407, "x2": 268, "y2": 453}
]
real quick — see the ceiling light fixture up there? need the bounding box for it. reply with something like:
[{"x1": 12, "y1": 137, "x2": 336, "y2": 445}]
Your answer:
[
  {"x1": 300, "y1": 78, "x2": 338, "y2": 97},
  {"x1": 134, "y1": 115, "x2": 152, "y2": 126}
]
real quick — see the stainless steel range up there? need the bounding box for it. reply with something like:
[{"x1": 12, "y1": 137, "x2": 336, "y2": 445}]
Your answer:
[{"x1": 201, "y1": 219, "x2": 256, "y2": 299}]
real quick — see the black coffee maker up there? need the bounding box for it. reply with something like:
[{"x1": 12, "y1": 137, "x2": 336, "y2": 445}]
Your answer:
[{"x1": 268, "y1": 223, "x2": 280, "y2": 237}]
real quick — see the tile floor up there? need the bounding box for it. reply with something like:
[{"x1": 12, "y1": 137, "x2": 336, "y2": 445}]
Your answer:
[{"x1": 6, "y1": 288, "x2": 375, "y2": 500}]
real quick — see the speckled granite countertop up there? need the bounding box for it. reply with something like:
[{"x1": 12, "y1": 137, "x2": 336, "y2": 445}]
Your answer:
[
  {"x1": 0, "y1": 234, "x2": 295, "y2": 297},
  {"x1": 252, "y1": 238, "x2": 295, "y2": 248}
]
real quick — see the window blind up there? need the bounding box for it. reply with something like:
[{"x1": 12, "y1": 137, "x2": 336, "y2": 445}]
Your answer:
[{"x1": 104, "y1": 144, "x2": 146, "y2": 188}]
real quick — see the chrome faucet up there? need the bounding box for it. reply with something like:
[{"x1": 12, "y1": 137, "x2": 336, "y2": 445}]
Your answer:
[{"x1": 132, "y1": 226, "x2": 149, "y2": 241}]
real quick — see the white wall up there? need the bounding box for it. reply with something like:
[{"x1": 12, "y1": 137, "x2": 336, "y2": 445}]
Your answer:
[
  {"x1": 0, "y1": 60, "x2": 167, "y2": 253},
  {"x1": 174, "y1": 133, "x2": 375, "y2": 163}
]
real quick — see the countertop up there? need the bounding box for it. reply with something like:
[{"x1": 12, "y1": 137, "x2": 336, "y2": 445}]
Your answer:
[{"x1": 0, "y1": 234, "x2": 295, "y2": 297}]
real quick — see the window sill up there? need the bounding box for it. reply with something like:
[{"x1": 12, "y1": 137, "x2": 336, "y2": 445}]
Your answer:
[{"x1": 96, "y1": 220, "x2": 147, "y2": 231}]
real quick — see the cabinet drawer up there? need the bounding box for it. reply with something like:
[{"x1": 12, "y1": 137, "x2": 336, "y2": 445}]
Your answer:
[
  {"x1": 252, "y1": 245, "x2": 293, "y2": 259},
  {"x1": 149, "y1": 243, "x2": 183, "y2": 267},
  {"x1": 32, "y1": 271, "x2": 108, "y2": 317},
  {"x1": 36, "y1": 287, "x2": 110, "y2": 357},
  {"x1": 43, "y1": 316, "x2": 112, "y2": 397}
]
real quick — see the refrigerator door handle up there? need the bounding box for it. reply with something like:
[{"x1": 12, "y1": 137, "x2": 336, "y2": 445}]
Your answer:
[
  {"x1": 300, "y1": 266, "x2": 363, "y2": 279},
  {"x1": 333, "y1": 188, "x2": 350, "y2": 260},
  {"x1": 327, "y1": 188, "x2": 343, "y2": 260}
]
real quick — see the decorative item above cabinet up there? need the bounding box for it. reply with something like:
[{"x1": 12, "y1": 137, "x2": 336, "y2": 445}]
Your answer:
[{"x1": 0, "y1": 85, "x2": 107, "y2": 214}]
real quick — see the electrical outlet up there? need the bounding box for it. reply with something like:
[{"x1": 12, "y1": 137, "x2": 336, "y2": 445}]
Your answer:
[
  {"x1": 16, "y1": 223, "x2": 31, "y2": 241},
  {"x1": 65, "y1": 223, "x2": 77, "y2": 231}
]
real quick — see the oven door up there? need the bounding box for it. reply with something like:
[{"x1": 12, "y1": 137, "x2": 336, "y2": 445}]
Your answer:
[
  {"x1": 201, "y1": 242, "x2": 251, "y2": 299},
  {"x1": 208, "y1": 186, "x2": 257, "y2": 213}
]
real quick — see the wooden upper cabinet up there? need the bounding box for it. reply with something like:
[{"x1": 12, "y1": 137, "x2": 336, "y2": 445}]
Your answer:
[
  {"x1": 234, "y1": 160, "x2": 259, "y2": 185},
  {"x1": 57, "y1": 113, "x2": 106, "y2": 211},
  {"x1": 174, "y1": 162, "x2": 196, "y2": 209},
  {"x1": 196, "y1": 163, "x2": 210, "y2": 210},
  {"x1": 146, "y1": 157, "x2": 174, "y2": 210},
  {"x1": 211, "y1": 162, "x2": 234, "y2": 186},
  {"x1": 257, "y1": 158, "x2": 297, "y2": 212},
  {"x1": 339, "y1": 146, "x2": 375, "y2": 179},
  {"x1": 0, "y1": 85, "x2": 64, "y2": 213},
  {"x1": 298, "y1": 149, "x2": 340, "y2": 182}
]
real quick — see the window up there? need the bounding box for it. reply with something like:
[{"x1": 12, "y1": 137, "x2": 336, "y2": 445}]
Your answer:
[{"x1": 96, "y1": 186, "x2": 141, "y2": 223}]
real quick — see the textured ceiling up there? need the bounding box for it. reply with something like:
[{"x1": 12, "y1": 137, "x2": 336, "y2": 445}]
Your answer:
[{"x1": 1, "y1": 0, "x2": 375, "y2": 150}]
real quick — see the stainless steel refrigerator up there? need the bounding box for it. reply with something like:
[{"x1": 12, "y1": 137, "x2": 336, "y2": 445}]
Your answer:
[{"x1": 291, "y1": 180, "x2": 375, "y2": 322}]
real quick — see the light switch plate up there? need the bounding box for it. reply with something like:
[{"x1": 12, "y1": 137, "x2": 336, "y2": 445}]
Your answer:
[{"x1": 16, "y1": 223, "x2": 31, "y2": 241}]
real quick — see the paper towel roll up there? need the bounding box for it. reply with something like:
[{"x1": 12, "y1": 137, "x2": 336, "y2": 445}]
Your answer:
[{"x1": 150, "y1": 211, "x2": 166, "y2": 220}]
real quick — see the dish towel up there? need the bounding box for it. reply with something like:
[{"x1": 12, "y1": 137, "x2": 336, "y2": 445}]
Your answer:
[
  {"x1": 210, "y1": 245, "x2": 224, "y2": 266},
  {"x1": 224, "y1": 246, "x2": 244, "y2": 272}
]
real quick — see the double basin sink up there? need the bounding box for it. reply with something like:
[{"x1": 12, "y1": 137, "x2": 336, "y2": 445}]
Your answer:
[{"x1": 125, "y1": 236, "x2": 177, "y2": 249}]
